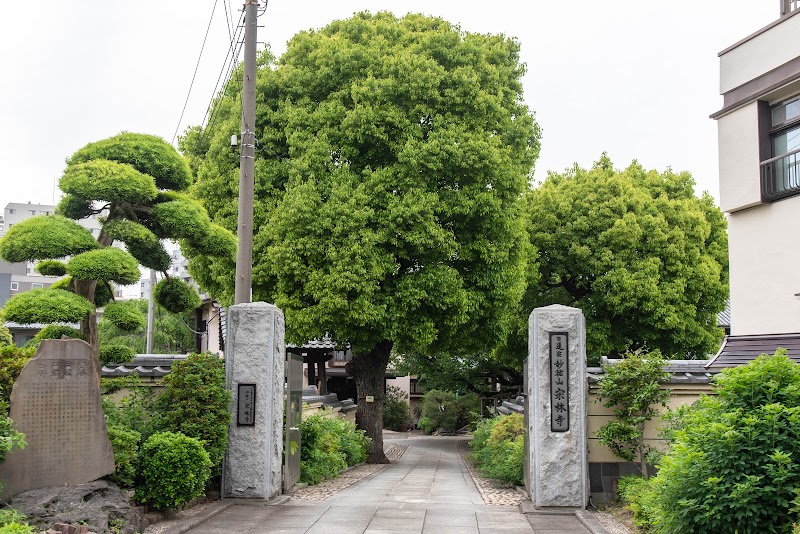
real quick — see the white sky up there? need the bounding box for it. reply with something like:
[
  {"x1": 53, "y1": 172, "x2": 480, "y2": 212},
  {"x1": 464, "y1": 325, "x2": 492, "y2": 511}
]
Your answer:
[{"x1": 0, "y1": 1, "x2": 778, "y2": 209}]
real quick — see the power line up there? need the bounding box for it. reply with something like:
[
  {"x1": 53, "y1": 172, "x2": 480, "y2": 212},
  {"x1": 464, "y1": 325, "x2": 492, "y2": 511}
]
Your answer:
[
  {"x1": 171, "y1": 0, "x2": 221, "y2": 144},
  {"x1": 200, "y1": 8, "x2": 246, "y2": 144}
]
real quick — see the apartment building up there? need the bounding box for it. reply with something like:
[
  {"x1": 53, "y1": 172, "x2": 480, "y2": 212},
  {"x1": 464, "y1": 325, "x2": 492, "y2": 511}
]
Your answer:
[{"x1": 709, "y1": 1, "x2": 800, "y2": 365}]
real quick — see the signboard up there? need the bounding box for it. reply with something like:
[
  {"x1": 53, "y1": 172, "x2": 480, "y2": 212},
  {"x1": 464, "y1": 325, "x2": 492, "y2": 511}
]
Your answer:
[
  {"x1": 549, "y1": 332, "x2": 569, "y2": 432},
  {"x1": 237, "y1": 383, "x2": 256, "y2": 426},
  {"x1": 365, "y1": 395, "x2": 374, "y2": 403}
]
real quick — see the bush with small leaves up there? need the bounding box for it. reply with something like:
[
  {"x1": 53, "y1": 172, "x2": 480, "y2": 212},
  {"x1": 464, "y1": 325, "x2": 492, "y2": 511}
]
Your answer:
[
  {"x1": 156, "y1": 353, "x2": 231, "y2": 472},
  {"x1": 1, "y1": 395, "x2": 26, "y2": 463},
  {"x1": 0, "y1": 345, "x2": 33, "y2": 404},
  {"x1": 106, "y1": 424, "x2": 140, "y2": 488},
  {"x1": 0, "y1": 522, "x2": 35, "y2": 534},
  {"x1": 102, "y1": 301, "x2": 146, "y2": 332},
  {"x1": 35, "y1": 260, "x2": 67, "y2": 276},
  {"x1": 135, "y1": 431, "x2": 211, "y2": 511},
  {"x1": 68, "y1": 132, "x2": 192, "y2": 191},
  {"x1": 2, "y1": 288, "x2": 94, "y2": 324},
  {"x1": 469, "y1": 414, "x2": 524, "y2": 485},
  {"x1": 153, "y1": 278, "x2": 201, "y2": 313},
  {"x1": 647, "y1": 350, "x2": 800, "y2": 533},
  {"x1": 99, "y1": 344, "x2": 136, "y2": 365},
  {"x1": 382, "y1": 385, "x2": 410, "y2": 431},
  {"x1": 0, "y1": 324, "x2": 11, "y2": 347},
  {"x1": 67, "y1": 247, "x2": 140, "y2": 285},
  {"x1": 0, "y1": 215, "x2": 97, "y2": 263},
  {"x1": 300, "y1": 414, "x2": 348, "y2": 485}
]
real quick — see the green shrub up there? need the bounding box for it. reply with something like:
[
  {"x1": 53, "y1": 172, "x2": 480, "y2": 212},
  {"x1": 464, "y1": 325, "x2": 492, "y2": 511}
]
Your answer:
[
  {"x1": 0, "y1": 396, "x2": 26, "y2": 463},
  {"x1": 156, "y1": 353, "x2": 231, "y2": 473},
  {"x1": 0, "y1": 324, "x2": 11, "y2": 347},
  {"x1": 331, "y1": 417, "x2": 369, "y2": 466},
  {"x1": 417, "y1": 417, "x2": 434, "y2": 434},
  {"x1": 469, "y1": 414, "x2": 524, "y2": 485},
  {"x1": 648, "y1": 350, "x2": 800, "y2": 533},
  {"x1": 102, "y1": 301, "x2": 146, "y2": 332},
  {"x1": 0, "y1": 522, "x2": 35, "y2": 534},
  {"x1": 99, "y1": 344, "x2": 136, "y2": 365},
  {"x1": 0, "y1": 345, "x2": 33, "y2": 404},
  {"x1": 420, "y1": 390, "x2": 478, "y2": 433},
  {"x1": 382, "y1": 385, "x2": 410, "y2": 431},
  {"x1": 135, "y1": 431, "x2": 211, "y2": 511},
  {"x1": 299, "y1": 413, "x2": 369, "y2": 485},
  {"x1": 0, "y1": 509, "x2": 28, "y2": 527},
  {"x1": 595, "y1": 350, "x2": 669, "y2": 478},
  {"x1": 617, "y1": 475, "x2": 659, "y2": 531},
  {"x1": 106, "y1": 424, "x2": 141, "y2": 488}
]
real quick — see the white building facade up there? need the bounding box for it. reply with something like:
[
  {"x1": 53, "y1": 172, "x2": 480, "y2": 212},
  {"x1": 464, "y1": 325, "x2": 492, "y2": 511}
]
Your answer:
[{"x1": 713, "y1": 2, "x2": 800, "y2": 336}]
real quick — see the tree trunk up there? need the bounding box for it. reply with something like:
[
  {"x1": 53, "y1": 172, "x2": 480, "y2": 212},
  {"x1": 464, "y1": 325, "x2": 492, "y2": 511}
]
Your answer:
[
  {"x1": 74, "y1": 279, "x2": 99, "y2": 364},
  {"x1": 346, "y1": 340, "x2": 392, "y2": 464},
  {"x1": 638, "y1": 423, "x2": 649, "y2": 479}
]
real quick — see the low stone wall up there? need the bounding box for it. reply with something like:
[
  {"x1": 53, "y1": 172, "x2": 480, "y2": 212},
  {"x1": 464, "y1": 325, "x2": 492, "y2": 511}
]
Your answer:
[{"x1": 498, "y1": 358, "x2": 717, "y2": 503}]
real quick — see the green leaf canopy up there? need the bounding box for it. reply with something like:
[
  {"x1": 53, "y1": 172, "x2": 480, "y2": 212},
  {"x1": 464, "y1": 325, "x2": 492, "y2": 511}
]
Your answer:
[
  {"x1": 183, "y1": 12, "x2": 541, "y2": 356},
  {"x1": 68, "y1": 132, "x2": 192, "y2": 191},
  {"x1": 154, "y1": 278, "x2": 202, "y2": 314},
  {"x1": 0, "y1": 215, "x2": 97, "y2": 263},
  {"x1": 2, "y1": 288, "x2": 94, "y2": 324},
  {"x1": 102, "y1": 300, "x2": 147, "y2": 331},
  {"x1": 67, "y1": 247, "x2": 141, "y2": 285},
  {"x1": 103, "y1": 219, "x2": 171, "y2": 272},
  {"x1": 524, "y1": 155, "x2": 729, "y2": 359},
  {"x1": 60, "y1": 160, "x2": 159, "y2": 205}
]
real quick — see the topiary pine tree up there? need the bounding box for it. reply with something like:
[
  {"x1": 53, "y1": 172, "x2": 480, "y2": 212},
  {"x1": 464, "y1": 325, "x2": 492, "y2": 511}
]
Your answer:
[{"x1": 0, "y1": 132, "x2": 235, "y2": 362}]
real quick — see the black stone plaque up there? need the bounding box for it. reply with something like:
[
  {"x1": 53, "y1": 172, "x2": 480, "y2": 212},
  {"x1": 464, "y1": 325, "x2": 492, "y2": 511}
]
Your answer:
[
  {"x1": 237, "y1": 383, "x2": 256, "y2": 426},
  {"x1": 549, "y1": 332, "x2": 569, "y2": 432}
]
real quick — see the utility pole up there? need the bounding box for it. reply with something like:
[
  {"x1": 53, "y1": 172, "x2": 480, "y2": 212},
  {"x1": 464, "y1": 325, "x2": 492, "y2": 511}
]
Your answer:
[
  {"x1": 146, "y1": 270, "x2": 156, "y2": 353},
  {"x1": 234, "y1": 0, "x2": 258, "y2": 304}
]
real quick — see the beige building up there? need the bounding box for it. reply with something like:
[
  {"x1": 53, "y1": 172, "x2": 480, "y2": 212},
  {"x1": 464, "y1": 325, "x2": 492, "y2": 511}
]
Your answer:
[{"x1": 713, "y1": 2, "x2": 800, "y2": 338}]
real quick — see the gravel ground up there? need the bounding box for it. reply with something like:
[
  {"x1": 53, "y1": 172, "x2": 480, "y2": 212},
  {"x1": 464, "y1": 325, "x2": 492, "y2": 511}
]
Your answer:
[{"x1": 592, "y1": 510, "x2": 632, "y2": 534}]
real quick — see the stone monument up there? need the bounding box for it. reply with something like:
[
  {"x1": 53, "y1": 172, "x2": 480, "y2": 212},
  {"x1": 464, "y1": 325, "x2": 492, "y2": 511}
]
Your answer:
[
  {"x1": 0, "y1": 339, "x2": 114, "y2": 500},
  {"x1": 223, "y1": 302, "x2": 285, "y2": 499},
  {"x1": 526, "y1": 305, "x2": 589, "y2": 508}
]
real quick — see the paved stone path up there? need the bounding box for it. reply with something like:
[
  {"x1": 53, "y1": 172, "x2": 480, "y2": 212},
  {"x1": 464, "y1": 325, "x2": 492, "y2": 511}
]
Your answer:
[{"x1": 182, "y1": 435, "x2": 592, "y2": 534}]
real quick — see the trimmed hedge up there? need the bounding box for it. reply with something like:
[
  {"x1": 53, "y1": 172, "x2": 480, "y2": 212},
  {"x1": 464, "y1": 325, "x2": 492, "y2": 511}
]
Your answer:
[{"x1": 135, "y1": 431, "x2": 211, "y2": 511}]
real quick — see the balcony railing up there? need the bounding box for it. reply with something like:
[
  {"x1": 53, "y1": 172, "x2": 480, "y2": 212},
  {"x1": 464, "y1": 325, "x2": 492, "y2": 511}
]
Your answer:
[
  {"x1": 761, "y1": 146, "x2": 800, "y2": 201},
  {"x1": 781, "y1": 0, "x2": 798, "y2": 15}
]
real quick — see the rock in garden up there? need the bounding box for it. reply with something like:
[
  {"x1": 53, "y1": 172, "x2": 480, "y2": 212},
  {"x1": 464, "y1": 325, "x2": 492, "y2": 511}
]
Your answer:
[{"x1": 10, "y1": 480, "x2": 143, "y2": 534}]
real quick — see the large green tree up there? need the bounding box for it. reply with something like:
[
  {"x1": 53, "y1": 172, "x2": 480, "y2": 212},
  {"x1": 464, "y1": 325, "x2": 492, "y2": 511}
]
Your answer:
[
  {"x1": 523, "y1": 155, "x2": 728, "y2": 361},
  {"x1": 183, "y1": 12, "x2": 540, "y2": 461},
  {"x1": 0, "y1": 133, "x2": 235, "y2": 361}
]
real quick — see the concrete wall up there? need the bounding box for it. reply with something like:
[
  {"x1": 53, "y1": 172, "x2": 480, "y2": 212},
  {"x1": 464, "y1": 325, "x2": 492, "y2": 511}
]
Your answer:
[
  {"x1": 727, "y1": 200, "x2": 800, "y2": 335},
  {"x1": 720, "y1": 12, "x2": 800, "y2": 93},
  {"x1": 587, "y1": 381, "x2": 713, "y2": 464},
  {"x1": 717, "y1": 102, "x2": 763, "y2": 212}
]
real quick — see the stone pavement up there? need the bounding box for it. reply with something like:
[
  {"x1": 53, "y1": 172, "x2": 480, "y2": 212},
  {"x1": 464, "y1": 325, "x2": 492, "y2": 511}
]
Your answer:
[{"x1": 176, "y1": 435, "x2": 594, "y2": 534}]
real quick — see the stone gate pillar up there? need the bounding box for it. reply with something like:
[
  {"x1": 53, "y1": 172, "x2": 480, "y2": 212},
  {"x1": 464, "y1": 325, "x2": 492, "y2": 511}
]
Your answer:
[
  {"x1": 224, "y1": 302, "x2": 285, "y2": 499},
  {"x1": 526, "y1": 305, "x2": 589, "y2": 508}
]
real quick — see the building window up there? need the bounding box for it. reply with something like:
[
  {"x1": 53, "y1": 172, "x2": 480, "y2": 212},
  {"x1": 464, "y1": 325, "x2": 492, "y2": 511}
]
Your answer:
[
  {"x1": 8, "y1": 208, "x2": 14, "y2": 214},
  {"x1": 29, "y1": 210, "x2": 36, "y2": 215},
  {"x1": 10, "y1": 282, "x2": 18, "y2": 291},
  {"x1": 761, "y1": 97, "x2": 800, "y2": 201},
  {"x1": 31, "y1": 283, "x2": 44, "y2": 289}
]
